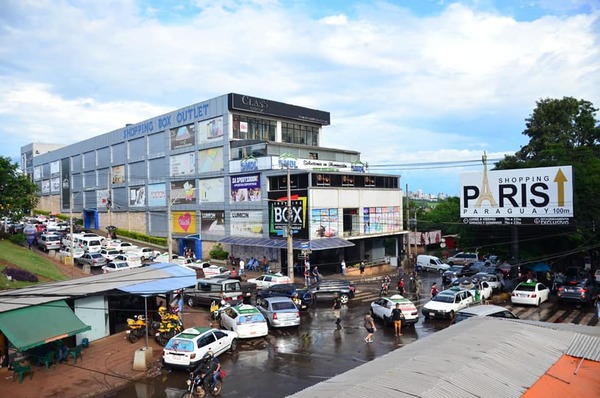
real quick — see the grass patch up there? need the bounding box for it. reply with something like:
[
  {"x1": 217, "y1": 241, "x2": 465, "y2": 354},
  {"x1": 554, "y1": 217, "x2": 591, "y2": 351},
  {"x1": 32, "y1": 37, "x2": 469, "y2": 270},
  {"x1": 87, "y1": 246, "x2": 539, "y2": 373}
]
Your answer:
[{"x1": 0, "y1": 240, "x2": 68, "y2": 287}]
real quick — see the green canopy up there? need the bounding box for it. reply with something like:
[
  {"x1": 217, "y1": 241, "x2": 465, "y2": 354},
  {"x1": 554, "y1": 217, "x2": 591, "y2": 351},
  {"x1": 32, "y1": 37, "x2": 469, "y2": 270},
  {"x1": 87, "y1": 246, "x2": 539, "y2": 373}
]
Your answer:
[{"x1": 0, "y1": 300, "x2": 90, "y2": 351}]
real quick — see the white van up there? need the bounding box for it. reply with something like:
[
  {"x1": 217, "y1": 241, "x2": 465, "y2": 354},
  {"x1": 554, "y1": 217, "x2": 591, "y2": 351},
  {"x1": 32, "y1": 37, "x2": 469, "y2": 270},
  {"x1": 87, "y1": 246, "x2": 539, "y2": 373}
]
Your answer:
[
  {"x1": 77, "y1": 236, "x2": 103, "y2": 253},
  {"x1": 417, "y1": 255, "x2": 450, "y2": 273}
]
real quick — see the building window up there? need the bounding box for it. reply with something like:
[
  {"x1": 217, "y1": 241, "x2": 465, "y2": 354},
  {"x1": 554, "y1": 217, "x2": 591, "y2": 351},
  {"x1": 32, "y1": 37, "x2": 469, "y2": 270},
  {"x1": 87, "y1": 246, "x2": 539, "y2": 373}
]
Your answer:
[
  {"x1": 282, "y1": 122, "x2": 319, "y2": 146},
  {"x1": 309, "y1": 152, "x2": 318, "y2": 159},
  {"x1": 233, "y1": 115, "x2": 276, "y2": 141},
  {"x1": 342, "y1": 175, "x2": 354, "y2": 187},
  {"x1": 365, "y1": 176, "x2": 375, "y2": 187}
]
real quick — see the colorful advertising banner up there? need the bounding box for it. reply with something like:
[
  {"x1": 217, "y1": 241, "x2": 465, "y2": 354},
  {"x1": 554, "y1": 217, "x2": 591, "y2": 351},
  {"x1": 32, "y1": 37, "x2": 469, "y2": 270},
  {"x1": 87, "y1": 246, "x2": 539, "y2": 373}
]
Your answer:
[
  {"x1": 230, "y1": 173, "x2": 261, "y2": 202},
  {"x1": 112, "y1": 165, "x2": 125, "y2": 184},
  {"x1": 173, "y1": 211, "x2": 197, "y2": 234},
  {"x1": 170, "y1": 123, "x2": 195, "y2": 150},
  {"x1": 268, "y1": 190, "x2": 308, "y2": 239},
  {"x1": 171, "y1": 180, "x2": 196, "y2": 205},
  {"x1": 363, "y1": 206, "x2": 402, "y2": 234},
  {"x1": 198, "y1": 117, "x2": 224, "y2": 143},
  {"x1": 230, "y1": 211, "x2": 263, "y2": 237},
  {"x1": 311, "y1": 208, "x2": 339, "y2": 239},
  {"x1": 129, "y1": 186, "x2": 146, "y2": 206},
  {"x1": 97, "y1": 190, "x2": 109, "y2": 208},
  {"x1": 198, "y1": 147, "x2": 224, "y2": 173},
  {"x1": 200, "y1": 211, "x2": 225, "y2": 236},
  {"x1": 170, "y1": 152, "x2": 196, "y2": 176},
  {"x1": 199, "y1": 178, "x2": 224, "y2": 203}
]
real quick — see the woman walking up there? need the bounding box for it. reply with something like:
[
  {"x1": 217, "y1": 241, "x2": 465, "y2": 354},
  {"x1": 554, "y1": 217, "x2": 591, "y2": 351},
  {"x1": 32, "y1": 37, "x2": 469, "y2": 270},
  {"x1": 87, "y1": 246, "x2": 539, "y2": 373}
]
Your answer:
[{"x1": 363, "y1": 312, "x2": 376, "y2": 343}]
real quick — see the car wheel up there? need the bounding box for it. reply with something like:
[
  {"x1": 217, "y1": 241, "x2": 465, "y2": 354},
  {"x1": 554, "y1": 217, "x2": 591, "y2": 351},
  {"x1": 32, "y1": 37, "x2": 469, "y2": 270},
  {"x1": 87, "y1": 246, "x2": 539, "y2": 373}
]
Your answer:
[
  {"x1": 187, "y1": 297, "x2": 194, "y2": 307},
  {"x1": 448, "y1": 310, "x2": 455, "y2": 320},
  {"x1": 229, "y1": 338, "x2": 237, "y2": 352},
  {"x1": 339, "y1": 294, "x2": 349, "y2": 304},
  {"x1": 536, "y1": 298, "x2": 541, "y2": 307}
]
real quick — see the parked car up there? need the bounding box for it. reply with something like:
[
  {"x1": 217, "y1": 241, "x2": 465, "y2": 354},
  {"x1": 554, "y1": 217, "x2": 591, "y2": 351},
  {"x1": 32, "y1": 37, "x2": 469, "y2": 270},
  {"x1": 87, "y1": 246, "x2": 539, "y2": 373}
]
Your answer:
[
  {"x1": 451, "y1": 278, "x2": 493, "y2": 302},
  {"x1": 184, "y1": 278, "x2": 246, "y2": 307},
  {"x1": 447, "y1": 252, "x2": 478, "y2": 266},
  {"x1": 102, "y1": 261, "x2": 132, "y2": 273},
  {"x1": 37, "y1": 233, "x2": 62, "y2": 252},
  {"x1": 99, "y1": 248, "x2": 120, "y2": 261},
  {"x1": 308, "y1": 279, "x2": 356, "y2": 304},
  {"x1": 114, "y1": 241, "x2": 138, "y2": 253},
  {"x1": 256, "y1": 283, "x2": 313, "y2": 310},
  {"x1": 114, "y1": 253, "x2": 143, "y2": 269},
  {"x1": 126, "y1": 247, "x2": 161, "y2": 261},
  {"x1": 59, "y1": 246, "x2": 85, "y2": 259},
  {"x1": 510, "y1": 281, "x2": 550, "y2": 306},
  {"x1": 162, "y1": 327, "x2": 238, "y2": 370},
  {"x1": 421, "y1": 287, "x2": 475, "y2": 319},
  {"x1": 472, "y1": 272, "x2": 503, "y2": 292},
  {"x1": 202, "y1": 265, "x2": 230, "y2": 278},
  {"x1": 55, "y1": 222, "x2": 70, "y2": 232},
  {"x1": 451, "y1": 304, "x2": 518, "y2": 324},
  {"x1": 248, "y1": 273, "x2": 293, "y2": 289},
  {"x1": 76, "y1": 253, "x2": 108, "y2": 268},
  {"x1": 557, "y1": 278, "x2": 597, "y2": 305},
  {"x1": 256, "y1": 296, "x2": 300, "y2": 328},
  {"x1": 442, "y1": 265, "x2": 476, "y2": 286},
  {"x1": 219, "y1": 304, "x2": 269, "y2": 339},
  {"x1": 370, "y1": 294, "x2": 419, "y2": 327}
]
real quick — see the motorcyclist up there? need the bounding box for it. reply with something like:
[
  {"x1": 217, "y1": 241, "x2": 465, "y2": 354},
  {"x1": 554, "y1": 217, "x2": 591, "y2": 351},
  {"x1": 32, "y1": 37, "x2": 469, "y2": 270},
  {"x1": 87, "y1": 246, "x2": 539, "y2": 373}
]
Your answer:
[{"x1": 192, "y1": 351, "x2": 221, "y2": 391}]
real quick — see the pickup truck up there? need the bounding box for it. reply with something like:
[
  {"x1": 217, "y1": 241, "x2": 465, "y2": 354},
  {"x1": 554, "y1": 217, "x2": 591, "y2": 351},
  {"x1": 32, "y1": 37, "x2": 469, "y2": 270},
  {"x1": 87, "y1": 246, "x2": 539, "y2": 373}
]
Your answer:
[{"x1": 184, "y1": 277, "x2": 257, "y2": 307}]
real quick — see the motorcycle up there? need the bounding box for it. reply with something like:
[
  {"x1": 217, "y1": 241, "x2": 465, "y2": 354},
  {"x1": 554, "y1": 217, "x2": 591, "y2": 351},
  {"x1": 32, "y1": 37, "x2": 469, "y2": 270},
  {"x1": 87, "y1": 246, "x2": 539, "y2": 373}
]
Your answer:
[
  {"x1": 126, "y1": 314, "x2": 151, "y2": 343},
  {"x1": 153, "y1": 307, "x2": 184, "y2": 346},
  {"x1": 183, "y1": 370, "x2": 226, "y2": 398}
]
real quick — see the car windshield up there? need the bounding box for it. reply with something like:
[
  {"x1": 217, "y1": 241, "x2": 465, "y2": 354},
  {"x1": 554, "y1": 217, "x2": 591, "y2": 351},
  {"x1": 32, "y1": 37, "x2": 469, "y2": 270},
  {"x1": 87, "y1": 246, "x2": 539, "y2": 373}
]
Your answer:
[
  {"x1": 272, "y1": 302, "x2": 296, "y2": 311},
  {"x1": 432, "y1": 294, "x2": 454, "y2": 303},
  {"x1": 164, "y1": 338, "x2": 194, "y2": 352}
]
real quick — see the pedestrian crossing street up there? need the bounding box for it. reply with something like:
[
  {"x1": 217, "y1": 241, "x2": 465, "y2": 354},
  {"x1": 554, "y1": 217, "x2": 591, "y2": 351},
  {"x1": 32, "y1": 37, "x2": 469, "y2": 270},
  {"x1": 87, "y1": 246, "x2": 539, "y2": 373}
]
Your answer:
[{"x1": 352, "y1": 288, "x2": 599, "y2": 327}]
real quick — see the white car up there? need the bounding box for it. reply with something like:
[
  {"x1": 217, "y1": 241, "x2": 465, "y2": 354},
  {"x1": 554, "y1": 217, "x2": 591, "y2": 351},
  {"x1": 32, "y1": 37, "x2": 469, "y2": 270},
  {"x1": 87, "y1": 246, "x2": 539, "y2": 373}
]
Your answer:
[
  {"x1": 248, "y1": 273, "x2": 292, "y2": 289},
  {"x1": 114, "y1": 253, "x2": 143, "y2": 269},
  {"x1": 421, "y1": 287, "x2": 475, "y2": 319},
  {"x1": 136, "y1": 247, "x2": 161, "y2": 261},
  {"x1": 510, "y1": 281, "x2": 550, "y2": 307},
  {"x1": 472, "y1": 272, "x2": 503, "y2": 292},
  {"x1": 370, "y1": 294, "x2": 419, "y2": 326},
  {"x1": 453, "y1": 279, "x2": 493, "y2": 302},
  {"x1": 219, "y1": 304, "x2": 269, "y2": 339},
  {"x1": 102, "y1": 261, "x2": 131, "y2": 273},
  {"x1": 99, "y1": 248, "x2": 120, "y2": 261},
  {"x1": 59, "y1": 246, "x2": 85, "y2": 259},
  {"x1": 114, "y1": 241, "x2": 138, "y2": 253},
  {"x1": 162, "y1": 327, "x2": 238, "y2": 370},
  {"x1": 202, "y1": 265, "x2": 230, "y2": 278}
]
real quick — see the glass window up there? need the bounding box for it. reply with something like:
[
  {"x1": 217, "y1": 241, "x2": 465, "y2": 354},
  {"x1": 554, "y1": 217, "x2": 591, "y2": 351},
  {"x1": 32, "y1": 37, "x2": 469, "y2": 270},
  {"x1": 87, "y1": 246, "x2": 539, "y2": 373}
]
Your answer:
[{"x1": 233, "y1": 115, "x2": 276, "y2": 141}]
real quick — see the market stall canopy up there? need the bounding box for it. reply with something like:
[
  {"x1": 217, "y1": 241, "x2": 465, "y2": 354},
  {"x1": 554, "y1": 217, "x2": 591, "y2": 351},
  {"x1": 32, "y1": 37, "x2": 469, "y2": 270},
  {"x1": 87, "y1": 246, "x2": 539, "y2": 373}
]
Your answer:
[
  {"x1": 117, "y1": 262, "x2": 197, "y2": 296},
  {"x1": 218, "y1": 236, "x2": 355, "y2": 251},
  {"x1": 0, "y1": 300, "x2": 90, "y2": 351}
]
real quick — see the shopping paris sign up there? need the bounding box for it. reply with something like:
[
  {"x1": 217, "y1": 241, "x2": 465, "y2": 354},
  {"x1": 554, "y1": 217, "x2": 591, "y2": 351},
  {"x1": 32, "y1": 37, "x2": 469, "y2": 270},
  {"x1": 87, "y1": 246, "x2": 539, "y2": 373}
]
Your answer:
[{"x1": 460, "y1": 166, "x2": 573, "y2": 225}]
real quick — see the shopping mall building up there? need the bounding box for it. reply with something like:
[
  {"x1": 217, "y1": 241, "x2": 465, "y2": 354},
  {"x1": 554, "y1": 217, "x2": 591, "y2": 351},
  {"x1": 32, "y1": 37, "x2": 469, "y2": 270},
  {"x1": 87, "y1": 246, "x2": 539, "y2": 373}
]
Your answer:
[{"x1": 21, "y1": 93, "x2": 405, "y2": 271}]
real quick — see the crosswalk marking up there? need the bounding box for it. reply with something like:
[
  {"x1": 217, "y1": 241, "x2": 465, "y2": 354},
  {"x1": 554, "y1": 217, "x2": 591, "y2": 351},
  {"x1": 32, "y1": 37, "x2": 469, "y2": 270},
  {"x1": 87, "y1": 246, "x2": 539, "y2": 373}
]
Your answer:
[{"x1": 546, "y1": 310, "x2": 566, "y2": 323}]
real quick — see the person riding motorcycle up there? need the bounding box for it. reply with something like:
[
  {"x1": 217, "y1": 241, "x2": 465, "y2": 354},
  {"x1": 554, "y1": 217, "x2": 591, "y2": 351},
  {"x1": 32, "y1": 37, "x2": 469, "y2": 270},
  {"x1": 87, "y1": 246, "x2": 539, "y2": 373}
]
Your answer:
[{"x1": 192, "y1": 351, "x2": 221, "y2": 392}]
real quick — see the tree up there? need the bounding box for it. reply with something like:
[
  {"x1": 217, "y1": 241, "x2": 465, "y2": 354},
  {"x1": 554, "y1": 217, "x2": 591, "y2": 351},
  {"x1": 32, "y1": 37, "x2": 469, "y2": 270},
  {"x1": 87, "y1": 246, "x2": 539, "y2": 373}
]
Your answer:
[
  {"x1": 495, "y1": 97, "x2": 600, "y2": 264},
  {"x1": 0, "y1": 156, "x2": 39, "y2": 221}
]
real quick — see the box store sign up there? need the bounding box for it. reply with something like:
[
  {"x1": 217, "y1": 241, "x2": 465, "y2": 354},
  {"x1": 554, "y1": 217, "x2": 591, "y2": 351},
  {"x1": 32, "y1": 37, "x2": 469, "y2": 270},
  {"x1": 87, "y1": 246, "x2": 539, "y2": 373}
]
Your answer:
[{"x1": 461, "y1": 166, "x2": 573, "y2": 225}]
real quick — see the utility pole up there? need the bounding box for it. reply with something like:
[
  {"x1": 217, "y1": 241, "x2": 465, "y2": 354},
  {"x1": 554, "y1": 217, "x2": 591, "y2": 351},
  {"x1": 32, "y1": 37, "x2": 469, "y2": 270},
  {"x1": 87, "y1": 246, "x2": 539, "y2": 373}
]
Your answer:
[
  {"x1": 286, "y1": 166, "x2": 294, "y2": 280},
  {"x1": 167, "y1": 194, "x2": 173, "y2": 261},
  {"x1": 405, "y1": 183, "x2": 410, "y2": 269}
]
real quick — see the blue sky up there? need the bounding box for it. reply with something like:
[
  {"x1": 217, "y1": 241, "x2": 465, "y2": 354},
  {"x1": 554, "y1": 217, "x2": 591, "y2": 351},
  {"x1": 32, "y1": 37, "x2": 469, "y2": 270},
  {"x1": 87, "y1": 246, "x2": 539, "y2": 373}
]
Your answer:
[{"x1": 1, "y1": 0, "x2": 598, "y2": 196}]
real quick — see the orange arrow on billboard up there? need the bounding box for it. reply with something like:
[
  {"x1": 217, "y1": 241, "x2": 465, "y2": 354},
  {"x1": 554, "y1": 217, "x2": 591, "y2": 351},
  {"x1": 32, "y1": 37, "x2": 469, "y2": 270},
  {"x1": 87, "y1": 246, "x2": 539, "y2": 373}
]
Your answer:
[{"x1": 554, "y1": 168, "x2": 568, "y2": 207}]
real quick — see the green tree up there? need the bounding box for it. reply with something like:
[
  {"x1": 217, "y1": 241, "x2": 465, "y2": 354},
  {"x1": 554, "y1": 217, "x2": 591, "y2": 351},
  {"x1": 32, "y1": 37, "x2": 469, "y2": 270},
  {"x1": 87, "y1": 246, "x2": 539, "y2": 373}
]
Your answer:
[
  {"x1": 0, "y1": 156, "x2": 39, "y2": 221},
  {"x1": 495, "y1": 97, "x2": 600, "y2": 262}
]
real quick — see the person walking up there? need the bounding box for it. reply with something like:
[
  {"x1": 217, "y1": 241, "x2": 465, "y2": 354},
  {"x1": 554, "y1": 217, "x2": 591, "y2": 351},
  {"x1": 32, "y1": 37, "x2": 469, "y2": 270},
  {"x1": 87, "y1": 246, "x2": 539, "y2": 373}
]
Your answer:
[
  {"x1": 431, "y1": 282, "x2": 439, "y2": 298},
  {"x1": 341, "y1": 258, "x2": 347, "y2": 276},
  {"x1": 312, "y1": 265, "x2": 320, "y2": 283},
  {"x1": 391, "y1": 303, "x2": 404, "y2": 336},
  {"x1": 304, "y1": 267, "x2": 311, "y2": 287},
  {"x1": 359, "y1": 261, "x2": 366, "y2": 279},
  {"x1": 415, "y1": 275, "x2": 423, "y2": 301},
  {"x1": 332, "y1": 293, "x2": 342, "y2": 327},
  {"x1": 363, "y1": 312, "x2": 376, "y2": 342},
  {"x1": 397, "y1": 278, "x2": 405, "y2": 295}
]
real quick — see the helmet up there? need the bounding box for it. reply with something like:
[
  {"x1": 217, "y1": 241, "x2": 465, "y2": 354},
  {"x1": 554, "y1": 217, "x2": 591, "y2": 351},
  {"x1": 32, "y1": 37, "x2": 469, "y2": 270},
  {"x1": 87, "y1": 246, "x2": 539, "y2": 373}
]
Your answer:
[{"x1": 202, "y1": 351, "x2": 214, "y2": 361}]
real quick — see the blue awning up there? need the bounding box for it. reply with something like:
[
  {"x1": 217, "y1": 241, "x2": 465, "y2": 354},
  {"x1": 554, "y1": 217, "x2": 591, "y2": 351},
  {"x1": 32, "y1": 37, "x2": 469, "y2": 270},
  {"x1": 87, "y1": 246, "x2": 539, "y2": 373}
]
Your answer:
[
  {"x1": 117, "y1": 263, "x2": 197, "y2": 296},
  {"x1": 218, "y1": 236, "x2": 354, "y2": 251}
]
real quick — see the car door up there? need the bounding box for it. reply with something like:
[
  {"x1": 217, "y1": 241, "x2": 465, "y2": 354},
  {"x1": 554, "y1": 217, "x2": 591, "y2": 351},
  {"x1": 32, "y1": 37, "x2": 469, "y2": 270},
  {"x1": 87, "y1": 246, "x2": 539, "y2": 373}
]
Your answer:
[
  {"x1": 372, "y1": 299, "x2": 386, "y2": 319},
  {"x1": 537, "y1": 283, "x2": 549, "y2": 302},
  {"x1": 211, "y1": 330, "x2": 231, "y2": 356},
  {"x1": 196, "y1": 333, "x2": 217, "y2": 358}
]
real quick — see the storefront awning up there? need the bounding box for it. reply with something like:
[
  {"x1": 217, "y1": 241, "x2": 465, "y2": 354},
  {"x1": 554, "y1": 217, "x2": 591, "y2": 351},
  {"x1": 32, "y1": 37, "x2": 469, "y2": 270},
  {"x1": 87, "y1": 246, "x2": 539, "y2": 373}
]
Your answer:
[
  {"x1": 117, "y1": 262, "x2": 198, "y2": 295},
  {"x1": 218, "y1": 236, "x2": 355, "y2": 251},
  {"x1": 0, "y1": 300, "x2": 91, "y2": 351}
]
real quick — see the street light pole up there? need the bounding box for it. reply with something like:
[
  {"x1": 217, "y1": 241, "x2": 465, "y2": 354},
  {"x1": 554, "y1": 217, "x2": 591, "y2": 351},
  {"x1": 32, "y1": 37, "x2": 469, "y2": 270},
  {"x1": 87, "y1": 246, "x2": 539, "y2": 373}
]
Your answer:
[
  {"x1": 69, "y1": 191, "x2": 75, "y2": 266},
  {"x1": 167, "y1": 194, "x2": 173, "y2": 260},
  {"x1": 286, "y1": 166, "x2": 294, "y2": 281}
]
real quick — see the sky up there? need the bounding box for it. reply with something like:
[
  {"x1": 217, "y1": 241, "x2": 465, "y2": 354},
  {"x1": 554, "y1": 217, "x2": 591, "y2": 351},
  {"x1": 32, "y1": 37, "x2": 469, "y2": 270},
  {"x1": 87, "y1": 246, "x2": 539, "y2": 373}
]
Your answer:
[{"x1": 1, "y1": 0, "x2": 599, "y2": 196}]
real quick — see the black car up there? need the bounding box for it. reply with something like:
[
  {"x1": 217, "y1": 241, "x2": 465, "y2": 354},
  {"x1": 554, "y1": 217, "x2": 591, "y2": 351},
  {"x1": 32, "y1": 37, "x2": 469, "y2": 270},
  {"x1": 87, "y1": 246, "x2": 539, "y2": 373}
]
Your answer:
[
  {"x1": 308, "y1": 279, "x2": 356, "y2": 304},
  {"x1": 557, "y1": 278, "x2": 597, "y2": 305},
  {"x1": 442, "y1": 265, "x2": 476, "y2": 285},
  {"x1": 256, "y1": 283, "x2": 313, "y2": 310}
]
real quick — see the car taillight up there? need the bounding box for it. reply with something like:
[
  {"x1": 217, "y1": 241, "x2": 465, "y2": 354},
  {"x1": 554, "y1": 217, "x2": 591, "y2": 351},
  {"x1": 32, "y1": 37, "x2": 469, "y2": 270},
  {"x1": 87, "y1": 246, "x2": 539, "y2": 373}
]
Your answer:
[
  {"x1": 531, "y1": 293, "x2": 537, "y2": 298},
  {"x1": 558, "y1": 287, "x2": 564, "y2": 292},
  {"x1": 273, "y1": 313, "x2": 278, "y2": 320},
  {"x1": 190, "y1": 353, "x2": 196, "y2": 359},
  {"x1": 296, "y1": 312, "x2": 300, "y2": 318},
  {"x1": 223, "y1": 296, "x2": 232, "y2": 301}
]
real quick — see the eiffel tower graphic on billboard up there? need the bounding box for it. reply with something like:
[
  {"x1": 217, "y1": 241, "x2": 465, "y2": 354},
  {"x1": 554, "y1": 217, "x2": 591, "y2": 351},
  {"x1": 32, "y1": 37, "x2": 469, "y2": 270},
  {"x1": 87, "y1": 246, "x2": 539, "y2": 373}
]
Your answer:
[{"x1": 475, "y1": 151, "x2": 498, "y2": 208}]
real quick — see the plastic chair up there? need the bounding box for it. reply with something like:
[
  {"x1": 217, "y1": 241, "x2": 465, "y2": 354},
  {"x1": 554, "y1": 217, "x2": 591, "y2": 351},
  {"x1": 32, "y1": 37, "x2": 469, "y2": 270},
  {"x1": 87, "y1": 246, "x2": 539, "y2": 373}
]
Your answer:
[
  {"x1": 37, "y1": 351, "x2": 56, "y2": 371},
  {"x1": 11, "y1": 361, "x2": 34, "y2": 382},
  {"x1": 67, "y1": 345, "x2": 83, "y2": 364}
]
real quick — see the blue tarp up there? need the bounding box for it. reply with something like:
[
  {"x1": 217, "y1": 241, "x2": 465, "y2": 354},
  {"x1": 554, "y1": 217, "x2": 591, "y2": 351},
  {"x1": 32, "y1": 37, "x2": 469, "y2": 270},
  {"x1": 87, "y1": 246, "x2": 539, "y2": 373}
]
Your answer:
[
  {"x1": 523, "y1": 262, "x2": 551, "y2": 272},
  {"x1": 218, "y1": 236, "x2": 355, "y2": 251},
  {"x1": 117, "y1": 263, "x2": 197, "y2": 296}
]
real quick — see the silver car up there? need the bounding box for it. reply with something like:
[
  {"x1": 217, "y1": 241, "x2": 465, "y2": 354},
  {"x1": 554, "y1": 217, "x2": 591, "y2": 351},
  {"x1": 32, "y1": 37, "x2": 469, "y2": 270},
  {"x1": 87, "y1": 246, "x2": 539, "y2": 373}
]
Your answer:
[
  {"x1": 256, "y1": 296, "x2": 300, "y2": 328},
  {"x1": 77, "y1": 253, "x2": 108, "y2": 268}
]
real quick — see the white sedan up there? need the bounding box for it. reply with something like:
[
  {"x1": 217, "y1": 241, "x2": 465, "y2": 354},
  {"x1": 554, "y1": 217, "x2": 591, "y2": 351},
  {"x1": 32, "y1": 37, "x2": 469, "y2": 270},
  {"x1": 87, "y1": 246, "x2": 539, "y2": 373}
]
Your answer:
[
  {"x1": 162, "y1": 327, "x2": 238, "y2": 370},
  {"x1": 114, "y1": 253, "x2": 143, "y2": 269},
  {"x1": 510, "y1": 281, "x2": 550, "y2": 306},
  {"x1": 247, "y1": 273, "x2": 292, "y2": 289},
  {"x1": 370, "y1": 294, "x2": 419, "y2": 326},
  {"x1": 59, "y1": 246, "x2": 85, "y2": 259},
  {"x1": 102, "y1": 261, "x2": 131, "y2": 273}
]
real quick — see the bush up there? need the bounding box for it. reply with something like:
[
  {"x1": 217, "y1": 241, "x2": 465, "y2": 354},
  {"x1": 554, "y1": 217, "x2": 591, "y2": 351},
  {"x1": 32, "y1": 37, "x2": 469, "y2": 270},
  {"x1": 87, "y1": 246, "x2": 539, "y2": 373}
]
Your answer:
[
  {"x1": 8, "y1": 232, "x2": 25, "y2": 245},
  {"x1": 2, "y1": 267, "x2": 39, "y2": 282},
  {"x1": 209, "y1": 243, "x2": 229, "y2": 260}
]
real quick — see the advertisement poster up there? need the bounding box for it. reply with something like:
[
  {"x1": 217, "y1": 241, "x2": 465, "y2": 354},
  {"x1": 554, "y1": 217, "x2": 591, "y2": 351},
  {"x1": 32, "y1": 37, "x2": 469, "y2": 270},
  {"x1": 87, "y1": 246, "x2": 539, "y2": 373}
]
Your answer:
[
  {"x1": 230, "y1": 211, "x2": 263, "y2": 237},
  {"x1": 363, "y1": 206, "x2": 402, "y2": 234},
  {"x1": 199, "y1": 178, "x2": 224, "y2": 203},
  {"x1": 51, "y1": 177, "x2": 60, "y2": 193},
  {"x1": 198, "y1": 117, "x2": 224, "y2": 143},
  {"x1": 61, "y1": 157, "x2": 70, "y2": 209},
  {"x1": 129, "y1": 186, "x2": 146, "y2": 206},
  {"x1": 171, "y1": 180, "x2": 196, "y2": 204},
  {"x1": 34, "y1": 166, "x2": 41, "y2": 181},
  {"x1": 147, "y1": 183, "x2": 166, "y2": 207},
  {"x1": 97, "y1": 190, "x2": 109, "y2": 208},
  {"x1": 112, "y1": 165, "x2": 125, "y2": 184},
  {"x1": 311, "y1": 208, "x2": 338, "y2": 239},
  {"x1": 268, "y1": 190, "x2": 308, "y2": 239},
  {"x1": 200, "y1": 211, "x2": 225, "y2": 236},
  {"x1": 41, "y1": 180, "x2": 50, "y2": 194},
  {"x1": 172, "y1": 211, "x2": 197, "y2": 234},
  {"x1": 170, "y1": 123, "x2": 195, "y2": 150},
  {"x1": 230, "y1": 174, "x2": 261, "y2": 202},
  {"x1": 170, "y1": 152, "x2": 195, "y2": 176},
  {"x1": 50, "y1": 160, "x2": 60, "y2": 177},
  {"x1": 198, "y1": 147, "x2": 224, "y2": 173}
]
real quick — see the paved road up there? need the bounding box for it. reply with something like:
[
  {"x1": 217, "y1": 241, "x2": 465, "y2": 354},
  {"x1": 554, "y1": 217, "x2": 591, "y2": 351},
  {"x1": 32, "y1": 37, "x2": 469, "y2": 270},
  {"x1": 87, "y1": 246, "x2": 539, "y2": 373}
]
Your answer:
[{"x1": 107, "y1": 274, "x2": 599, "y2": 398}]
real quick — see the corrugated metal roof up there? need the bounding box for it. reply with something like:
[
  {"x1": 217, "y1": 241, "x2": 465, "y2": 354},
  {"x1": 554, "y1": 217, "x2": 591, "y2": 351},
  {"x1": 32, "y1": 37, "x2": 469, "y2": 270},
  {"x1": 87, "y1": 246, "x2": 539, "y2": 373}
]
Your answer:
[
  {"x1": 0, "y1": 263, "x2": 196, "y2": 312},
  {"x1": 566, "y1": 333, "x2": 600, "y2": 361},
  {"x1": 288, "y1": 318, "x2": 600, "y2": 398}
]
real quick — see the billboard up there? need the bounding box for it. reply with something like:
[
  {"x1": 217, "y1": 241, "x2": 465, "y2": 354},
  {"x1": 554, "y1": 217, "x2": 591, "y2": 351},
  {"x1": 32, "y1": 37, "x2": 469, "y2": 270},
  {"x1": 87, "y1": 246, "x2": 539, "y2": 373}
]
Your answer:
[
  {"x1": 268, "y1": 190, "x2": 308, "y2": 239},
  {"x1": 230, "y1": 211, "x2": 263, "y2": 237},
  {"x1": 170, "y1": 152, "x2": 195, "y2": 176},
  {"x1": 148, "y1": 183, "x2": 166, "y2": 207},
  {"x1": 461, "y1": 166, "x2": 573, "y2": 225},
  {"x1": 173, "y1": 211, "x2": 197, "y2": 234},
  {"x1": 230, "y1": 174, "x2": 261, "y2": 202}
]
